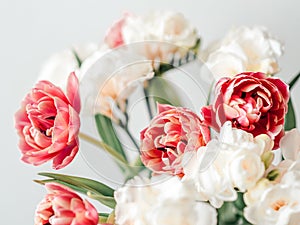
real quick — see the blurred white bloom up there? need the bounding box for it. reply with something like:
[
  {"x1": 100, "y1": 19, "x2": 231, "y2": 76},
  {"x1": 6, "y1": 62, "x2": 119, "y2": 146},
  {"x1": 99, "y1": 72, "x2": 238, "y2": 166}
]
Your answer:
[
  {"x1": 114, "y1": 175, "x2": 217, "y2": 225},
  {"x1": 201, "y1": 26, "x2": 283, "y2": 81},
  {"x1": 121, "y1": 11, "x2": 198, "y2": 62},
  {"x1": 38, "y1": 43, "x2": 98, "y2": 89},
  {"x1": 280, "y1": 128, "x2": 300, "y2": 161},
  {"x1": 244, "y1": 183, "x2": 300, "y2": 225},
  {"x1": 143, "y1": 11, "x2": 197, "y2": 48},
  {"x1": 183, "y1": 122, "x2": 272, "y2": 207},
  {"x1": 79, "y1": 47, "x2": 154, "y2": 120},
  {"x1": 96, "y1": 62, "x2": 154, "y2": 119}
]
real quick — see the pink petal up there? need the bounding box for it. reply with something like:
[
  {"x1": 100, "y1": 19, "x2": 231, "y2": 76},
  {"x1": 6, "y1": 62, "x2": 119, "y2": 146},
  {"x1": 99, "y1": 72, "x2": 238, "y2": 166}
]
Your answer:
[{"x1": 67, "y1": 72, "x2": 81, "y2": 113}]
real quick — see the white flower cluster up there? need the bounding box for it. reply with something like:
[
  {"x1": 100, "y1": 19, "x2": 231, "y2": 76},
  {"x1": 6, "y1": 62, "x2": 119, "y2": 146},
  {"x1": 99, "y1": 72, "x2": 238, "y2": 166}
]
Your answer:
[
  {"x1": 176, "y1": 122, "x2": 300, "y2": 225},
  {"x1": 122, "y1": 11, "x2": 198, "y2": 51},
  {"x1": 182, "y1": 121, "x2": 272, "y2": 208},
  {"x1": 114, "y1": 123, "x2": 300, "y2": 225},
  {"x1": 243, "y1": 129, "x2": 300, "y2": 225},
  {"x1": 114, "y1": 175, "x2": 217, "y2": 225}
]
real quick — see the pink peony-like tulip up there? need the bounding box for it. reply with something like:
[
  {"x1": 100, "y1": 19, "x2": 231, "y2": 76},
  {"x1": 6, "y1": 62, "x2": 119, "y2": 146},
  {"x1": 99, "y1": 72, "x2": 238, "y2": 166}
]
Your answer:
[
  {"x1": 140, "y1": 104, "x2": 210, "y2": 177},
  {"x1": 104, "y1": 12, "x2": 131, "y2": 48},
  {"x1": 15, "y1": 72, "x2": 81, "y2": 169},
  {"x1": 34, "y1": 183, "x2": 98, "y2": 225},
  {"x1": 201, "y1": 72, "x2": 289, "y2": 149}
]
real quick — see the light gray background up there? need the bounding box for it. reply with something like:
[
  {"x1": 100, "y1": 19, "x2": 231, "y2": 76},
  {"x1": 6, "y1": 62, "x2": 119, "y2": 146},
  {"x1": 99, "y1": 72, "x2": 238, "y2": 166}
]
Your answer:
[{"x1": 1, "y1": 0, "x2": 300, "y2": 224}]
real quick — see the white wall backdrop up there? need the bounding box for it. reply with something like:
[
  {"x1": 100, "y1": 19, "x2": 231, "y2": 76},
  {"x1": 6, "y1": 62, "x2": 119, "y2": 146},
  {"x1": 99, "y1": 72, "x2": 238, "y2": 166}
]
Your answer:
[{"x1": 1, "y1": 0, "x2": 300, "y2": 224}]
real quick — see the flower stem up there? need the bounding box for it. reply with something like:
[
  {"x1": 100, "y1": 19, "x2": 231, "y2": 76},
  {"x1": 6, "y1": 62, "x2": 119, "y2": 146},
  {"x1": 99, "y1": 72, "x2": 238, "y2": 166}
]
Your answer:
[
  {"x1": 124, "y1": 125, "x2": 140, "y2": 151},
  {"x1": 79, "y1": 132, "x2": 127, "y2": 164},
  {"x1": 143, "y1": 87, "x2": 154, "y2": 120},
  {"x1": 79, "y1": 132, "x2": 103, "y2": 148},
  {"x1": 119, "y1": 109, "x2": 140, "y2": 152},
  {"x1": 206, "y1": 81, "x2": 214, "y2": 105}
]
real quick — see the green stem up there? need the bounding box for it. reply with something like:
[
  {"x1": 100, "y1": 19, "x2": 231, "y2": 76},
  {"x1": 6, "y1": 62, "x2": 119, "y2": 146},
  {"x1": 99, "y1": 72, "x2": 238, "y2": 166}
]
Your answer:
[
  {"x1": 72, "y1": 49, "x2": 82, "y2": 67},
  {"x1": 143, "y1": 87, "x2": 154, "y2": 120},
  {"x1": 124, "y1": 126, "x2": 140, "y2": 151},
  {"x1": 289, "y1": 71, "x2": 300, "y2": 89},
  {"x1": 79, "y1": 132, "x2": 127, "y2": 164},
  {"x1": 206, "y1": 81, "x2": 214, "y2": 105}
]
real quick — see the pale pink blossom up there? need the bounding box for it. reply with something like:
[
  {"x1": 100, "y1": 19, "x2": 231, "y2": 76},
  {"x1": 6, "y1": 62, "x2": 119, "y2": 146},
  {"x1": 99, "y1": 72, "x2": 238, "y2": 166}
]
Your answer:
[
  {"x1": 15, "y1": 72, "x2": 81, "y2": 169},
  {"x1": 104, "y1": 12, "x2": 132, "y2": 48}
]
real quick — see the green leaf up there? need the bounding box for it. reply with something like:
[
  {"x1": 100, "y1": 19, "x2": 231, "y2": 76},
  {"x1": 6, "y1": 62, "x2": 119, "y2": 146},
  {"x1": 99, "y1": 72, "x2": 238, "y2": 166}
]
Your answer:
[
  {"x1": 99, "y1": 213, "x2": 109, "y2": 223},
  {"x1": 38, "y1": 172, "x2": 114, "y2": 197},
  {"x1": 72, "y1": 49, "x2": 82, "y2": 68},
  {"x1": 217, "y1": 192, "x2": 251, "y2": 225},
  {"x1": 190, "y1": 38, "x2": 201, "y2": 55},
  {"x1": 95, "y1": 114, "x2": 127, "y2": 162},
  {"x1": 148, "y1": 77, "x2": 182, "y2": 107},
  {"x1": 87, "y1": 192, "x2": 116, "y2": 209},
  {"x1": 285, "y1": 98, "x2": 296, "y2": 130},
  {"x1": 289, "y1": 71, "x2": 300, "y2": 90},
  {"x1": 37, "y1": 173, "x2": 116, "y2": 208}
]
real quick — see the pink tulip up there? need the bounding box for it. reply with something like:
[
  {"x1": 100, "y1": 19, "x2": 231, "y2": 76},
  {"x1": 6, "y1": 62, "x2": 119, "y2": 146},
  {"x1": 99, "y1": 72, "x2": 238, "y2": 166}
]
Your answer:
[
  {"x1": 34, "y1": 183, "x2": 98, "y2": 225},
  {"x1": 201, "y1": 72, "x2": 289, "y2": 149},
  {"x1": 15, "y1": 72, "x2": 81, "y2": 169},
  {"x1": 140, "y1": 104, "x2": 210, "y2": 177},
  {"x1": 104, "y1": 12, "x2": 131, "y2": 48}
]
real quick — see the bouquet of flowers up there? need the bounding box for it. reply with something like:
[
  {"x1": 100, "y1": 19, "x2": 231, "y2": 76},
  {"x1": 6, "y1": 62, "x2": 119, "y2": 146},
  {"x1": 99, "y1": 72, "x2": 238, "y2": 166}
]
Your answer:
[{"x1": 15, "y1": 10, "x2": 300, "y2": 225}]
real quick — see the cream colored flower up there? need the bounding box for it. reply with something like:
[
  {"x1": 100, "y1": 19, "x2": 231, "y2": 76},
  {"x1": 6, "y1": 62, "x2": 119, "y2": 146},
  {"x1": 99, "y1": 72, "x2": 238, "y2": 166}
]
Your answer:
[
  {"x1": 228, "y1": 148, "x2": 265, "y2": 192},
  {"x1": 201, "y1": 26, "x2": 283, "y2": 81},
  {"x1": 122, "y1": 11, "x2": 198, "y2": 62},
  {"x1": 244, "y1": 178, "x2": 273, "y2": 205},
  {"x1": 114, "y1": 175, "x2": 217, "y2": 225},
  {"x1": 79, "y1": 47, "x2": 154, "y2": 120},
  {"x1": 280, "y1": 128, "x2": 300, "y2": 161},
  {"x1": 95, "y1": 62, "x2": 154, "y2": 120},
  {"x1": 244, "y1": 183, "x2": 300, "y2": 225},
  {"x1": 38, "y1": 43, "x2": 98, "y2": 89},
  {"x1": 183, "y1": 122, "x2": 273, "y2": 207},
  {"x1": 183, "y1": 145, "x2": 237, "y2": 208}
]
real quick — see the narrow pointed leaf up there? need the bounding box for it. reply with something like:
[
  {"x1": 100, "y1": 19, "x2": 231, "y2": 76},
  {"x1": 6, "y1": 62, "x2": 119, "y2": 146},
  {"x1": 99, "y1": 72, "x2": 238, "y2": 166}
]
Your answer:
[
  {"x1": 148, "y1": 77, "x2": 181, "y2": 107},
  {"x1": 289, "y1": 72, "x2": 300, "y2": 90},
  {"x1": 87, "y1": 192, "x2": 116, "y2": 209},
  {"x1": 95, "y1": 114, "x2": 127, "y2": 161},
  {"x1": 38, "y1": 172, "x2": 115, "y2": 197}
]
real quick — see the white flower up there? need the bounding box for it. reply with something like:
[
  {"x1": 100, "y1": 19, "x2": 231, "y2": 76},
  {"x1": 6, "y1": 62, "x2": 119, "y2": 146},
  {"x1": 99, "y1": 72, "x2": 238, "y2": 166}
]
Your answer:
[
  {"x1": 183, "y1": 122, "x2": 272, "y2": 207},
  {"x1": 122, "y1": 11, "x2": 198, "y2": 62},
  {"x1": 183, "y1": 145, "x2": 237, "y2": 208},
  {"x1": 79, "y1": 47, "x2": 154, "y2": 120},
  {"x1": 281, "y1": 161, "x2": 300, "y2": 187},
  {"x1": 244, "y1": 185, "x2": 300, "y2": 225},
  {"x1": 228, "y1": 148, "x2": 265, "y2": 192},
  {"x1": 38, "y1": 43, "x2": 98, "y2": 89},
  {"x1": 201, "y1": 26, "x2": 283, "y2": 81},
  {"x1": 280, "y1": 128, "x2": 300, "y2": 161},
  {"x1": 96, "y1": 62, "x2": 154, "y2": 119},
  {"x1": 114, "y1": 175, "x2": 217, "y2": 225},
  {"x1": 244, "y1": 157, "x2": 300, "y2": 224},
  {"x1": 244, "y1": 178, "x2": 273, "y2": 205},
  {"x1": 123, "y1": 11, "x2": 197, "y2": 48}
]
